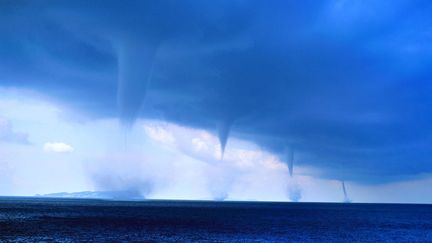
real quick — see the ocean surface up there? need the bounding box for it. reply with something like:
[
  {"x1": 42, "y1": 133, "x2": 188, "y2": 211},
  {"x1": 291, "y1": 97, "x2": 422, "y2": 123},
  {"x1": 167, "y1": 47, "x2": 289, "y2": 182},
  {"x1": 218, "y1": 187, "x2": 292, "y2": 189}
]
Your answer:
[{"x1": 0, "y1": 197, "x2": 431, "y2": 242}]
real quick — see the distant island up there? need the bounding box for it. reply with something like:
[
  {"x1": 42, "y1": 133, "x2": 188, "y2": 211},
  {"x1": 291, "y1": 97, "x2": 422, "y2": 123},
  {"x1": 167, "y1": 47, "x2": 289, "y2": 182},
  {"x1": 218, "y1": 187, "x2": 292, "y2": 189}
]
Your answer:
[{"x1": 35, "y1": 190, "x2": 143, "y2": 200}]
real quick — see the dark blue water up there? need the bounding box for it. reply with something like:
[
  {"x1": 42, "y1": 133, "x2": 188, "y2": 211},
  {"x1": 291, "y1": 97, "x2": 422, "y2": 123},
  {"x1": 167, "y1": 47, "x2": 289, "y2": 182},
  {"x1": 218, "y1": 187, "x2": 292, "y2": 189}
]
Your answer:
[{"x1": 0, "y1": 197, "x2": 431, "y2": 242}]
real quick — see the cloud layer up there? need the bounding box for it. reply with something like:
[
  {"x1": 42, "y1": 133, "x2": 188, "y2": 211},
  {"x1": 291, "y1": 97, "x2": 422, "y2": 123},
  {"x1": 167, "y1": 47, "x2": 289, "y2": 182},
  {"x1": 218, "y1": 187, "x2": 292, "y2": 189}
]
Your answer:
[
  {"x1": 0, "y1": 91, "x2": 431, "y2": 202},
  {"x1": 1, "y1": 0, "x2": 432, "y2": 183}
]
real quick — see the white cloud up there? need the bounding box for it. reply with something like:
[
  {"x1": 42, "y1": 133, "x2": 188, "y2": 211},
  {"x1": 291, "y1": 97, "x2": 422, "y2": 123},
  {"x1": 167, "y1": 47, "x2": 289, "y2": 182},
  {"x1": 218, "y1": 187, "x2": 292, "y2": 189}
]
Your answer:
[
  {"x1": 143, "y1": 120, "x2": 288, "y2": 170},
  {"x1": 142, "y1": 120, "x2": 294, "y2": 201},
  {"x1": 143, "y1": 122, "x2": 175, "y2": 144},
  {"x1": 43, "y1": 142, "x2": 74, "y2": 153}
]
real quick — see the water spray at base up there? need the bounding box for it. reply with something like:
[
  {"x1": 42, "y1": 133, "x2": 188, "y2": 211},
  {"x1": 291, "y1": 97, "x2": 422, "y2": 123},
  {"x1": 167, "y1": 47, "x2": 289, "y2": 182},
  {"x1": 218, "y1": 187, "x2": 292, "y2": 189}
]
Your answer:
[{"x1": 288, "y1": 181, "x2": 302, "y2": 202}]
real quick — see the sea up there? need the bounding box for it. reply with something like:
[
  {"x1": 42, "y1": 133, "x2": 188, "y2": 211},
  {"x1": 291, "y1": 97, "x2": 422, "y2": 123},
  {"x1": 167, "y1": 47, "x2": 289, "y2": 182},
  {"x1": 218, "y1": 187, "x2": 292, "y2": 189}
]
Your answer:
[{"x1": 0, "y1": 197, "x2": 431, "y2": 242}]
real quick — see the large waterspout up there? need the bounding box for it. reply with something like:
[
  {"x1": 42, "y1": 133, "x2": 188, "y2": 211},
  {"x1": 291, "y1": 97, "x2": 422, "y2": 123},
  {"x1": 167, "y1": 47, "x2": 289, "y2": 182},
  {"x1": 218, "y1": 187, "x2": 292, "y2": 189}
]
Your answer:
[
  {"x1": 341, "y1": 180, "x2": 350, "y2": 203},
  {"x1": 285, "y1": 146, "x2": 301, "y2": 201},
  {"x1": 117, "y1": 40, "x2": 157, "y2": 128}
]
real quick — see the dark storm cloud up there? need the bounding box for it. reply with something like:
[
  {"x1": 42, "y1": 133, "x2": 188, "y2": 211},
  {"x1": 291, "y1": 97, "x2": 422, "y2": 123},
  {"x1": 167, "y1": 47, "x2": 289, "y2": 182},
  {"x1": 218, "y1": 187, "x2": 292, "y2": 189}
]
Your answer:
[{"x1": 1, "y1": 0, "x2": 432, "y2": 183}]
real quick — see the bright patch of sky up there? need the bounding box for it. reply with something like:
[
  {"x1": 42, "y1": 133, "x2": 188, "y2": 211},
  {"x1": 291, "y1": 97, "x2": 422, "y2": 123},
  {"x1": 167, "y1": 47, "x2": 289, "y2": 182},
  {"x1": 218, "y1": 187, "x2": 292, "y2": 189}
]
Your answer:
[{"x1": 1, "y1": 88, "x2": 431, "y2": 203}]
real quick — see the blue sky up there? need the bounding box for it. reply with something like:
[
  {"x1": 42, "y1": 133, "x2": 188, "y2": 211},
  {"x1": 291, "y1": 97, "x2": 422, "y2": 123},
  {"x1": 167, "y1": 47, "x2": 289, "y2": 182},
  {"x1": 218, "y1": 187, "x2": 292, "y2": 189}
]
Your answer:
[{"x1": 1, "y1": 0, "x2": 432, "y2": 203}]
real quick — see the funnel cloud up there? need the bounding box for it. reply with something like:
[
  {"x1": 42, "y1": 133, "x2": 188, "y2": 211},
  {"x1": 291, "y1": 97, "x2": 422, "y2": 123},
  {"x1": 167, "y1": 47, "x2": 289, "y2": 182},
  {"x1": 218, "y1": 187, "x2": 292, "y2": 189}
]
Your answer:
[
  {"x1": 117, "y1": 41, "x2": 157, "y2": 127},
  {"x1": 217, "y1": 118, "x2": 234, "y2": 160},
  {"x1": 341, "y1": 181, "x2": 350, "y2": 203}
]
